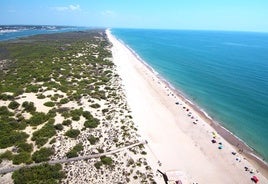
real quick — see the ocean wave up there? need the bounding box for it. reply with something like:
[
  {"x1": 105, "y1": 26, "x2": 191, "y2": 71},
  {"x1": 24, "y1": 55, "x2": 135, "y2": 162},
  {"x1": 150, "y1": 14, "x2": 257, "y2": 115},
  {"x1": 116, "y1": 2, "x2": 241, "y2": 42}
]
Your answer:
[
  {"x1": 0, "y1": 29, "x2": 19, "y2": 33},
  {"x1": 200, "y1": 108, "x2": 213, "y2": 120},
  {"x1": 223, "y1": 42, "x2": 260, "y2": 48}
]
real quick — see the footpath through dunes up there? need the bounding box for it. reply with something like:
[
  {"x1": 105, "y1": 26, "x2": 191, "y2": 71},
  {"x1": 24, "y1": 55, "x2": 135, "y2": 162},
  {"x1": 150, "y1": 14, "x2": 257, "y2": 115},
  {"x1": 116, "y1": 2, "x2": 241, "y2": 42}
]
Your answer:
[
  {"x1": 0, "y1": 141, "x2": 146, "y2": 174},
  {"x1": 107, "y1": 29, "x2": 268, "y2": 184},
  {"x1": 0, "y1": 30, "x2": 157, "y2": 184}
]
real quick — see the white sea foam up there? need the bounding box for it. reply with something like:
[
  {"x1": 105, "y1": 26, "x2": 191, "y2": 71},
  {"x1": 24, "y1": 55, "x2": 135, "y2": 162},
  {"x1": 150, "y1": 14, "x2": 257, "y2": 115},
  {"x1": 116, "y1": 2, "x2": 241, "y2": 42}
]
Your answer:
[
  {"x1": 0, "y1": 29, "x2": 18, "y2": 33},
  {"x1": 223, "y1": 42, "x2": 260, "y2": 48}
]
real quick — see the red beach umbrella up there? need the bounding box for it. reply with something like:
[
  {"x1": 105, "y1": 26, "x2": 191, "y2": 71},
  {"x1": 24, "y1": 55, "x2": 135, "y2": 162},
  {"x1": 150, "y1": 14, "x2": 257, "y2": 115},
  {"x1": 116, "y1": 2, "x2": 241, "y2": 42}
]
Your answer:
[{"x1": 251, "y1": 176, "x2": 259, "y2": 183}]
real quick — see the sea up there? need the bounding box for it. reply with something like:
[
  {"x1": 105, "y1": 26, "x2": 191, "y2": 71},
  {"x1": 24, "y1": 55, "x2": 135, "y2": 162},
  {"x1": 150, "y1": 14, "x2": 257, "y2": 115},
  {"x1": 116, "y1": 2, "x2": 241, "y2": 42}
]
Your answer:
[
  {"x1": 111, "y1": 29, "x2": 268, "y2": 162},
  {"x1": 1, "y1": 26, "x2": 268, "y2": 162}
]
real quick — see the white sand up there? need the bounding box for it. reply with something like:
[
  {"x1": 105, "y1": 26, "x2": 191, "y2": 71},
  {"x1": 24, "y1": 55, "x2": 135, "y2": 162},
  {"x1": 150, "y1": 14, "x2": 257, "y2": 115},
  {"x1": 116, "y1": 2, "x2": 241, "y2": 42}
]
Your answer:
[{"x1": 107, "y1": 30, "x2": 268, "y2": 184}]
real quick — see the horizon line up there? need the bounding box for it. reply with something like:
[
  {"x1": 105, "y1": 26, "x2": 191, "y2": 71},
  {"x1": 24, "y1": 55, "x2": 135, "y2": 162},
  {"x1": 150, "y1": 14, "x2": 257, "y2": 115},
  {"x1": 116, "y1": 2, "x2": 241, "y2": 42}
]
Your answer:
[{"x1": 1, "y1": 24, "x2": 268, "y2": 34}]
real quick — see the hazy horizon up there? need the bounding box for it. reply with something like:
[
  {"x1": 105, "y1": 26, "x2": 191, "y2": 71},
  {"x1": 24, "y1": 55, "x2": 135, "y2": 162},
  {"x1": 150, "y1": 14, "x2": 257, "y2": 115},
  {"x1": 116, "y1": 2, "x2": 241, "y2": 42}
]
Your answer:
[{"x1": 1, "y1": 0, "x2": 268, "y2": 33}]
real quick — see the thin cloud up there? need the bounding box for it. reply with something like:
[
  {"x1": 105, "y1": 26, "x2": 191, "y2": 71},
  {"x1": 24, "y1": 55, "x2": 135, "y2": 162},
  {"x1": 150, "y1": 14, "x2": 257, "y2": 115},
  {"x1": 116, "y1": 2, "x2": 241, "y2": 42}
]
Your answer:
[
  {"x1": 52, "y1": 4, "x2": 80, "y2": 12},
  {"x1": 69, "y1": 5, "x2": 80, "y2": 11}
]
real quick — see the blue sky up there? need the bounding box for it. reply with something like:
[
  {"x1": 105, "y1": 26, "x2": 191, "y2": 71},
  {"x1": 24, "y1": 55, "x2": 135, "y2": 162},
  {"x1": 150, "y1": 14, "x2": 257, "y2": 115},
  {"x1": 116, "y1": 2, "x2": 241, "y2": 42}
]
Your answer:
[{"x1": 1, "y1": 0, "x2": 268, "y2": 32}]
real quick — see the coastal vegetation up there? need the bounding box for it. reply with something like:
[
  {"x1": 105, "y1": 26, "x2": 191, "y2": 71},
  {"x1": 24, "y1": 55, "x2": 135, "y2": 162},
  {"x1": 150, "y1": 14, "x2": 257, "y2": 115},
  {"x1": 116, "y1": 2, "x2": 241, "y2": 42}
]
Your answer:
[
  {"x1": 12, "y1": 163, "x2": 65, "y2": 184},
  {"x1": 65, "y1": 129, "x2": 80, "y2": 138},
  {"x1": 32, "y1": 147, "x2": 54, "y2": 163},
  {"x1": 31, "y1": 120, "x2": 56, "y2": 147},
  {"x1": 0, "y1": 30, "x2": 155, "y2": 183},
  {"x1": 8, "y1": 101, "x2": 20, "y2": 110},
  {"x1": 66, "y1": 143, "x2": 83, "y2": 158}
]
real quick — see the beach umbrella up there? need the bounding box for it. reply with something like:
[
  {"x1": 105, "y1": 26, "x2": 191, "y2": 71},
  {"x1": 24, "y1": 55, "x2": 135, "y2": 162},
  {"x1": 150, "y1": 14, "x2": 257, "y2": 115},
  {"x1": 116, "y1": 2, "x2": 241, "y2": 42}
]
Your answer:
[
  {"x1": 211, "y1": 140, "x2": 216, "y2": 143},
  {"x1": 251, "y1": 176, "x2": 259, "y2": 183},
  {"x1": 218, "y1": 145, "x2": 223, "y2": 149}
]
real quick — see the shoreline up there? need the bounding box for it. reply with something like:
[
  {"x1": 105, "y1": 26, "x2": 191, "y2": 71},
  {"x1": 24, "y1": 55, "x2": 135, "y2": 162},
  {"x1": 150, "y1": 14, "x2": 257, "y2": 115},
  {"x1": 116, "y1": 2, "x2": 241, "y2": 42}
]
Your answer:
[
  {"x1": 154, "y1": 67, "x2": 268, "y2": 175},
  {"x1": 107, "y1": 29, "x2": 268, "y2": 183},
  {"x1": 114, "y1": 31, "x2": 268, "y2": 173}
]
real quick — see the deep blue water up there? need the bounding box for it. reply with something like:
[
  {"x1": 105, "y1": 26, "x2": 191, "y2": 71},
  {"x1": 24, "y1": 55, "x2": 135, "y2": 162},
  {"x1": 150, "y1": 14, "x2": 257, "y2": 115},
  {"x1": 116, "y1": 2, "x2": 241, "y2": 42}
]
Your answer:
[{"x1": 111, "y1": 29, "x2": 268, "y2": 161}]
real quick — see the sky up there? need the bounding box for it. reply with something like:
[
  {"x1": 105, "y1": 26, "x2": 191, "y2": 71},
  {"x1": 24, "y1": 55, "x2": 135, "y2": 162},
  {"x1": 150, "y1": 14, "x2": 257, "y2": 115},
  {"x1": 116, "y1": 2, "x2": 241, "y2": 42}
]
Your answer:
[{"x1": 1, "y1": 0, "x2": 268, "y2": 32}]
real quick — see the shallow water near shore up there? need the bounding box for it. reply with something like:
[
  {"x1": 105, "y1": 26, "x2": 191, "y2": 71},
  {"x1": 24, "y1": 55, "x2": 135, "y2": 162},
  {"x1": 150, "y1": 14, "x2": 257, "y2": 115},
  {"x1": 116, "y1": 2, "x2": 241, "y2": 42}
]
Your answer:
[{"x1": 111, "y1": 29, "x2": 268, "y2": 161}]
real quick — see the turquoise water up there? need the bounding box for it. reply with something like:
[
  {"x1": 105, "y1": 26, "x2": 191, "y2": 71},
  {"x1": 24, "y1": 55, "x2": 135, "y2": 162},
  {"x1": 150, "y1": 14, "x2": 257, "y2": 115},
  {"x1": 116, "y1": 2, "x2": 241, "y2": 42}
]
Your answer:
[{"x1": 111, "y1": 29, "x2": 268, "y2": 161}]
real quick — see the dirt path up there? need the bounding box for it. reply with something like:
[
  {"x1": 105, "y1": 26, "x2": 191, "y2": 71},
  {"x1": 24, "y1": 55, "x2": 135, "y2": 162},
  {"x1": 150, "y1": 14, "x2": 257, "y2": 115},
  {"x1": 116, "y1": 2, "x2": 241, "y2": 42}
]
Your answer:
[{"x1": 0, "y1": 141, "x2": 145, "y2": 174}]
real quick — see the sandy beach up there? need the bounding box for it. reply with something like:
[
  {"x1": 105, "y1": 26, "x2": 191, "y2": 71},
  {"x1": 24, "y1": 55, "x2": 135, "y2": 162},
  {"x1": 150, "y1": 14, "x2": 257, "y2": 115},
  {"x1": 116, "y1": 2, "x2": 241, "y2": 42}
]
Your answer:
[
  {"x1": 0, "y1": 29, "x2": 267, "y2": 184},
  {"x1": 107, "y1": 29, "x2": 268, "y2": 183}
]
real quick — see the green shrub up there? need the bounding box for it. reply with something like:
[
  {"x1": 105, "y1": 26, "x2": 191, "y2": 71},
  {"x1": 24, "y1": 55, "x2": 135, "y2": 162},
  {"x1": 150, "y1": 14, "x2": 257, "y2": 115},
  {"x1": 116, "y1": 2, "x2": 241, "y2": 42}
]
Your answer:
[
  {"x1": 0, "y1": 150, "x2": 13, "y2": 160},
  {"x1": 0, "y1": 125, "x2": 29, "y2": 149},
  {"x1": 82, "y1": 111, "x2": 93, "y2": 119},
  {"x1": 12, "y1": 163, "x2": 65, "y2": 184},
  {"x1": 49, "y1": 138, "x2": 56, "y2": 144},
  {"x1": 32, "y1": 147, "x2": 54, "y2": 163},
  {"x1": 48, "y1": 108, "x2": 57, "y2": 118},
  {"x1": 50, "y1": 96, "x2": 58, "y2": 102},
  {"x1": 100, "y1": 156, "x2": 113, "y2": 165},
  {"x1": 8, "y1": 101, "x2": 20, "y2": 110},
  {"x1": 141, "y1": 151, "x2": 147, "y2": 155},
  {"x1": 97, "y1": 148, "x2": 104, "y2": 153},
  {"x1": 56, "y1": 107, "x2": 69, "y2": 114},
  {"x1": 13, "y1": 152, "x2": 32, "y2": 165},
  {"x1": 15, "y1": 113, "x2": 25, "y2": 122},
  {"x1": 32, "y1": 121, "x2": 56, "y2": 147},
  {"x1": 90, "y1": 103, "x2": 100, "y2": 108},
  {"x1": 71, "y1": 115, "x2": 80, "y2": 121},
  {"x1": 17, "y1": 142, "x2": 33, "y2": 153},
  {"x1": 66, "y1": 149, "x2": 77, "y2": 158},
  {"x1": 12, "y1": 121, "x2": 27, "y2": 130},
  {"x1": 84, "y1": 119, "x2": 99, "y2": 128},
  {"x1": 62, "y1": 119, "x2": 72, "y2": 126},
  {"x1": 54, "y1": 124, "x2": 63, "y2": 131},
  {"x1": 88, "y1": 135, "x2": 99, "y2": 145},
  {"x1": 22, "y1": 101, "x2": 36, "y2": 113},
  {"x1": 59, "y1": 98, "x2": 69, "y2": 104},
  {"x1": 133, "y1": 175, "x2": 138, "y2": 180},
  {"x1": 0, "y1": 106, "x2": 14, "y2": 116},
  {"x1": 37, "y1": 94, "x2": 46, "y2": 99},
  {"x1": 73, "y1": 143, "x2": 83, "y2": 152},
  {"x1": 0, "y1": 94, "x2": 14, "y2": 101},
  {"x1": 65, "y1": 129, "x2": 80, "y2": 138},
  {"x1": 70, "y1": 109, "x2": 83, "y2": 116},
  {"x1": 61, "y1": 111, "x2": 70, "y2": 118},
  {"x1": 27, "y1": 112, "x2": 49, "y2": 126},
  {"x1": 25, "y1": 85, "x2": 39, "y2": 93},
  {"x1": 94, "y1": 161, "x2": 102, "y2": 169},
  {"x1": 102, "y1": 108, "x2": 108, "y2": 114},
  {"x1": 44, "y1": 101, "x2": 55, "y2": 107},
  {"x1": 66, "y1": 143, "x2": 83, "y2": 158},
  {"x1": 70, "y1": 109, "x2": 83, "y2": 121},
  {"x1": 14, "y1": 89, "x2": 24, "y2": 97}
]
